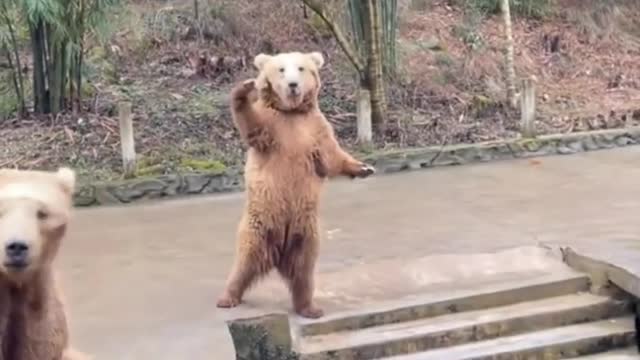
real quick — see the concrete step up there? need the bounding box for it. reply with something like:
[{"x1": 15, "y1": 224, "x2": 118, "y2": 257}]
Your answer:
[
  {"x1": 297, "y1": 271, "x2": 590, "y2": 337},
  {"x1": 571, "y1": 347, "x2": 638, "y2": 358},
  {"x1": 298, "y1": 293, "x2": 630, "y2": 360},
  {"x1": 380, "y1": 317, "x2": 636, "y2": 360}
]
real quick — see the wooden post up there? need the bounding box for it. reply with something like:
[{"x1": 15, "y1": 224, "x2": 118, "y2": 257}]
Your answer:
[
  {"x1": 356, "y1": 87, "x2": 373, "y2": 146},
  {"x1": 625, "y1": 110, "x2": 634, "y2": 128},
  {"x1": 520, "y1": 77, "x2": 536, "y2": 138},
  {"x1": 118, "y1": 102, "x2": 136, "y2": 178}
]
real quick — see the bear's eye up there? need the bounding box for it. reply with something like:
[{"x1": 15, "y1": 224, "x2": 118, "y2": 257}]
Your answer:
[
  {"x1": 298, "y1": 66, "x2": 304, "y2": 72},
  {"x1": 37, "y1": 209, "x2": 49, "y2": 221},
  {"x1": 279, "y1": 67, "x2": 285, "y2": 73}
]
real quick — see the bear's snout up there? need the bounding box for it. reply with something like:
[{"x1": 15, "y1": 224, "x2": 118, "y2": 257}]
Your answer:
[
  {"x1": 4, "y1": 239, "x2": 30, "y2": 270},
  {"x1": 287, "y1": 81, "x2": 301, "y2": 97}
]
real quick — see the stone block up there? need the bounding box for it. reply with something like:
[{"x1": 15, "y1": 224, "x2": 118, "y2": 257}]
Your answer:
[{"x1": 227, "y1": 313, "x2": 298, "y2": 360}]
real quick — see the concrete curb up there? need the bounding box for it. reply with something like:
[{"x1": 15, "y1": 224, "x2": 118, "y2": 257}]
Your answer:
[{"x1": 73, "y1": 127, "x2": 640, "y2": 207}]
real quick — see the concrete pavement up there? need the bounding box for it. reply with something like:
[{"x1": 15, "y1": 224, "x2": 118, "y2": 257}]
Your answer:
[{"x1": 56, "y1": 146, "x2": 640, "y2": 359}]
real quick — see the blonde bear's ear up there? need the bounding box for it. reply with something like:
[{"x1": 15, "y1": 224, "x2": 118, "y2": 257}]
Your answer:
[
  {"x1": 254, "y1": 53, "x2": 273, "y2": 71},
  {"x1": 309, "y1": 52, "x2": 325, "y2": 69},
  {"x1": 56, "y1": 167, "x2": 76, "y2": 194}
]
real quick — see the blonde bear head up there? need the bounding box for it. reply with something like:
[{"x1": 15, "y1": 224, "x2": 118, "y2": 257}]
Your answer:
[
  {"x1": 254, "y1": 51, "x2": 325, "y2": 113},
  {"x1": 0, "y1": 167, "x2": 75, "y2": 284}
]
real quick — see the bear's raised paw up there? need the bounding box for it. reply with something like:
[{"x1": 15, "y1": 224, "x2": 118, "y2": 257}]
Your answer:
[{"x1": 231, "y1": 79, "x2": 257, "y2": 102}]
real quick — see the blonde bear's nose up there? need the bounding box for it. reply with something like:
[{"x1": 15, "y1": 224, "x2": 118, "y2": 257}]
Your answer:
[{"x1": 5, "y1": 239, "x2": 29, "y2": 269}]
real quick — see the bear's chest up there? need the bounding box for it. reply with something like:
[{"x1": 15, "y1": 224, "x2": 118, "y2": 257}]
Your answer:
[
  {"x1": 274, "y1": 119, "x2": 318, "y2": 155},
  {"x1": 0, "y1": 286, "x2": 68, "y2": 360}
]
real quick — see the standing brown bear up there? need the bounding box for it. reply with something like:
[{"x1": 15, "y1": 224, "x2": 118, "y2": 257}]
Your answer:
[{"x1": 216, "y1": 51, "x2": 375, "y2": 319}]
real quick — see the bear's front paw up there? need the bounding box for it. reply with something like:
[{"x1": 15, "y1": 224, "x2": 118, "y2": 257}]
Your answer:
[
  {"x1": 231, "y1": 79, "x2": 257, "y2": 101},
  {"x1": 354, "y1": 163, "x2": 376, "y2": 178}
]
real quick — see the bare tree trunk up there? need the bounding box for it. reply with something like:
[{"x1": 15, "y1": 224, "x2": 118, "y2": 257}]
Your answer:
[
  {"x1": 302, "y1": 0, "x2": 392, "y2": 140},
  {"x1": 302, "y1": 0, "x2": 373, "y2": 143},
  {"x1": 501, "y1": 0, "x2": 517, "y2": 108}
]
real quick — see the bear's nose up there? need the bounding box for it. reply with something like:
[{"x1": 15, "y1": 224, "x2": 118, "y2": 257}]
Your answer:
[
  {"x1": 288, "y1": 82, "x2": 299, "y2": 89},
  {"x1": 5, "y1": 240, "x2": 29, "y2": 264}
]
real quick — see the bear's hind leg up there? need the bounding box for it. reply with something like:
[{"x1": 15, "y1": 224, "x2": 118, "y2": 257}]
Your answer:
[
  {"x1": 217, "y1": 227, "x2": 275, "y2": 308},
  {"x1": 290, "y1": 258, "x2": 323, "y2": 319},
  {"x1": 277, "y1": 225, "x2": 323, "y2": 319}
]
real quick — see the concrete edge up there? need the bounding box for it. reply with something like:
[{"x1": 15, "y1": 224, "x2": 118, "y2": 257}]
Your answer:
[
  {"x1": 558, "y1": 246, "x2": 640, "y2": 354},
  {"x1": 560, "y1": 247, "x2": 640, "y2": 299},
  {"x1": 73, "y1": 126, "x2": 640, "y2": 207}
]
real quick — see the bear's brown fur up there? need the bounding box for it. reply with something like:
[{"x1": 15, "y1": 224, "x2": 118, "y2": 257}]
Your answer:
[
  {"x1": 0, "y1": 167, "x2": 89, "y2": 360},
  {"x1": 216, "y1": 51, "x2": 375, "y2": 319}
]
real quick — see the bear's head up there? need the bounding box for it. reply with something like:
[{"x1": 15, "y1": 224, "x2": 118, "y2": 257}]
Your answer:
[
  {"x1": 0, "y1": 167, "x2": 75, "y2": 284},
  {"x1": 254, "y1": 51, "x2": 325, "y2": 113}
]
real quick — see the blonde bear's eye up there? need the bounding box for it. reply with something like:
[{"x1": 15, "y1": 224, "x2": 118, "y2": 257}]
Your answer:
[
  {"x1": 37, "y1": 209, "x2": 49, "y2": 221},
  {"x1": 279, "y1": 67, "x2": 285, "y2": 73},
  {"x1": 298, "y1": 67, "x2": 304, "y2": 72}
]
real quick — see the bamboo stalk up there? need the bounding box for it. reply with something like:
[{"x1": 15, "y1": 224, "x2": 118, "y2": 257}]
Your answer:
[
  {"x1": 367, "y1": 0, "x2": 386, "y2": 127},
  {"x1": 0, "y1": 4, "x2": 26, "y2": 116}
]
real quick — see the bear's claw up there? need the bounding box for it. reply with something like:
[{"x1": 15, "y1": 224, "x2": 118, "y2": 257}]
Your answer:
[
  {"x1": 357, "y1": 164, "x2": 376, "y2": 178},
  {"x1": 216, "y1": 295, "x2": 241, "y2": 308}
]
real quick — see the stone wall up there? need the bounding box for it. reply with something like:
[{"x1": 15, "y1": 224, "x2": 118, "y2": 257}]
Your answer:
[
  {"x1": 73, "y1": 127, "x2": 640, "y2": 207},
  {"x1": 73, "y1": 168, "x2": 244, "y2": 206}
]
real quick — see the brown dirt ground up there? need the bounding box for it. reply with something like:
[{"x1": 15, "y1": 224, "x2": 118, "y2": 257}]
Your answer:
[{"x1": 2, "y1": 0, "x2": 640, "y2": 182}]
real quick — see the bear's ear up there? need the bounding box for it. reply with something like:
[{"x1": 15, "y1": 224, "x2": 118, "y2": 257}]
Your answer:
[
  {"x1": 56, "y1": 167, "x2": 76, "y2": 194},
  {"x1": 308, "y1": 52, "x2": 325, "y2": 69},
  {"x1": 254, "y1": 53, "x2": 272, "y2": 71}
]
